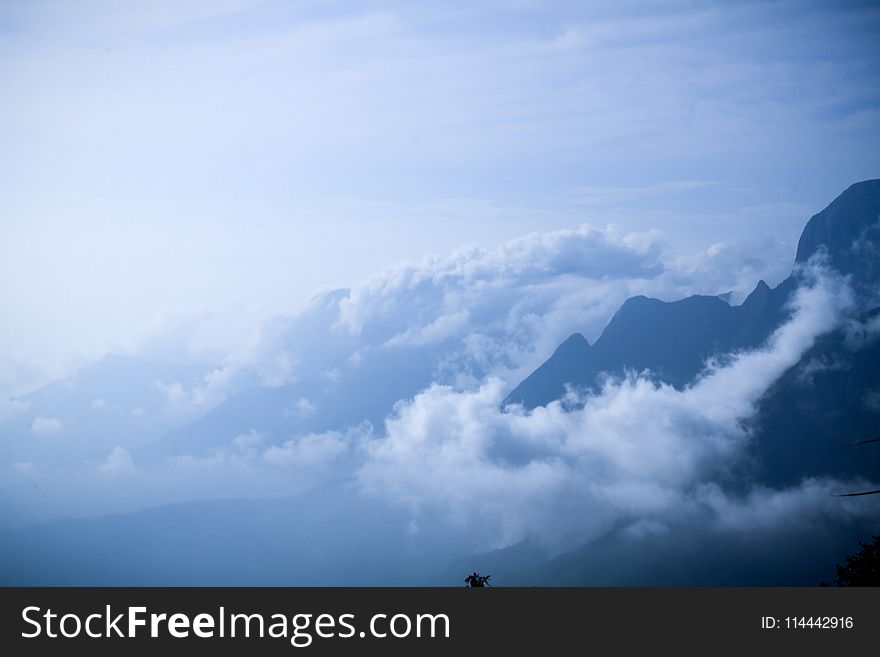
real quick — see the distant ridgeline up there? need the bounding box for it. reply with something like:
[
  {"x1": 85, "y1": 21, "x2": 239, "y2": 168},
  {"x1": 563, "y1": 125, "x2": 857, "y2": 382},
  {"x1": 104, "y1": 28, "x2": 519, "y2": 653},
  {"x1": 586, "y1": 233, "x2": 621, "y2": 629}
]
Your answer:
[{"x1": 505, "y1": 180, "x2": 880, "y2": 487}]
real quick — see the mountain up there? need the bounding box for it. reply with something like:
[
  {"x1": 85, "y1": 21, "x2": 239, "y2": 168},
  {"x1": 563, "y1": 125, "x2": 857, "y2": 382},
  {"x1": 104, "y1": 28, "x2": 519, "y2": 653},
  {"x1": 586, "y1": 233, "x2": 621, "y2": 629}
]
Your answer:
[
  {"x1": 2, "y1": 180, "x2": 878, "y2": 587},
  {"x1": 0, "y1": 354, "x2": 214, "y2": 467},
  {"x1": 510, "y1": 512, "x2": 872, "y2": 585},
  {"x1": 506, "y1": 180, "x2": 880, "y2": 410},
  {"x1": 0, "y1": 483, "x2": 459, "y2": 586},
  {"x1": 743, "y1": 306, "x2": 880, "y2": 486},
  {"x1": 505, "y1": 280, "x2": 792, "y2": 408},
  {"x1": 4, "y1": 480, "x2": 870, "y2": 586},
  {"x1": 137, "y1": 341, "x2": 438, "y2": 461},
  {"x1": 795, "y1": 178, "x2": 880, "y2": 300}
]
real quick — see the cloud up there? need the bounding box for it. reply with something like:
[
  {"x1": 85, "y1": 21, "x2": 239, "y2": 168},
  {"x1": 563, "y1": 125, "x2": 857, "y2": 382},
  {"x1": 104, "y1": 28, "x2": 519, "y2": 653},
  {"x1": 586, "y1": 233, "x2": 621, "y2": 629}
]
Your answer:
[
  {"x1": 169, "y1": 428, "x2": 268, "y2": 470},
  {"x1": 286, "y1": 397, "x2": 317, "y2": 420},
  {"x1": 137, "y1": 295, "x2": 355, "y2": 419},
  {"x1": 337, "y1": 223, "x2": 667, "y2": 341},
  {"x1": 231, "y1": 429, "x2": 266, "y2": 450},
  {"x1": 118, "y1": 220, "x2": 719, "y2": 427},
  {"x1": 315, "y1": 224, "x2": 685, "y2": 393},
  {"x1": 267, "y1": 220, "x2": 797, "y2": 406},
  {"x1": 358, "y1": 263, "x2": 862, "y2": 551},
  {"x1": 100, "y1": 447, "x2": 134, "y2": 474},
  {"x1": 668, "y1": 237, "x2": 794, "y2": 304},
  {"x1": 30, "y1": 417, "x2": 63, "y2": 435},
  {"x1": 120, "y1": 216, "x2": 802, "y2": 435},
  {"x1": 263, "y1": 431, "x2": 352, "y2": 468},
  {"x1": 384, "y1": 310, "x2": 472, "y2": 347},
  {"x1": 701, "y1": 478, "x2": 879, "y2": 533},
  {"x1": 152, "y1": 365, "x2": 242, "y2": 419},
  {"x1": 166, "y1": 424, "x2": 367, "y2": 473},
  {"x1": 0, "y1": 253, "x2": 868, "y2": 585}
]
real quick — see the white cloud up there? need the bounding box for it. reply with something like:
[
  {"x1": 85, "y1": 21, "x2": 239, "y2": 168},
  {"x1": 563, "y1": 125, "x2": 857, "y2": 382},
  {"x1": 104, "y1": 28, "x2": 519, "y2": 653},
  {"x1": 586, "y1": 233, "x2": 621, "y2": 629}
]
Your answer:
[
  {"x1": 273, "y1": 220, "x2": 798, "y2": 404},
  {"x1": 668, "y1": 237, "x2": 794, "y2": 304},
  {"x1": 100, "y1": 446, "x2": 134, "y2": 474},
  {"x1": 311, "y1": 224, "x2": 684, "y2": 394},
  {"x1": 385, "y1": 310, "x2": 472, "y2": 347},
  {"x1": 30, "y1": 417, "x2": 63, "y2": 435},
  {"x1": 263, "y1": 430, "x2": 356, "y2": 468},
  {"x1": 701, "y1": 478, "x2": 879, "y2": 533},
  {"x1": 169, "y1": 428, "x2": 269, "y2": 469},
  {"x1": 90, "y1": 398, "x2": 107, "y2": 411},
  {"x1": 166, "y1": 423, "x2": 367, "y2": 472},
  {"x1": 287, "y1": 397, "x2": 317, "y2": 419},
  {"x1": 153, "y1": 365, "x2": 240, "y2": 419},
  {"x1": 115, "y1": 216, "x2": 804, "y2": 433},
  {"x1": 111, "y1": 220, "x2": 710, "y2": 425},
  {"x1": 231, "y1": 429, "x2": 265, "y2": 450},
  {"x1": 336, "y1": 223, "x2": 667, "y2": 341},
  {"x1": 358, "y1": 264, "x2": 860, "y2": 551}
]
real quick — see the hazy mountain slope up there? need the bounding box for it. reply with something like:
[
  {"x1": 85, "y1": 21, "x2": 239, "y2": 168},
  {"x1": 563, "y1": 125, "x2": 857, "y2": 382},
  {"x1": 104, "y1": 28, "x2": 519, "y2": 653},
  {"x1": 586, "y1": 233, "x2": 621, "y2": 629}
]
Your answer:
[
  {"x1": 0, "y1": 483, "x2": 458, "y2": 586},
  {"x1": 744, "y1": 307, "x2": 880, "y2": 487},
  {"x1": 138, "y1": 342, "x2": 438, "y2": 461},
  {"x1": 0, "y1": 354, "x2": 214, "y2": 466}
]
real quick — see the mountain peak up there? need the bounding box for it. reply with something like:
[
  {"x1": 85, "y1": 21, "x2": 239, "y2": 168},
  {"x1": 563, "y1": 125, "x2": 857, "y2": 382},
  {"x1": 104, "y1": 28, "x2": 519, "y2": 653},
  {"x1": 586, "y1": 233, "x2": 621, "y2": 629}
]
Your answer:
[
  {"x1": 556, "y1": 333, "x2": 590, "y2": 352},
  {"x1": 741, "y1": 279, "x2": 771, "y2": 308},
  {"x1": 503, "y1": 332, "x2": 593, "y2": 408},
  {"x1": 794, "y1": 179, "x2": 880, "y2": 291}
]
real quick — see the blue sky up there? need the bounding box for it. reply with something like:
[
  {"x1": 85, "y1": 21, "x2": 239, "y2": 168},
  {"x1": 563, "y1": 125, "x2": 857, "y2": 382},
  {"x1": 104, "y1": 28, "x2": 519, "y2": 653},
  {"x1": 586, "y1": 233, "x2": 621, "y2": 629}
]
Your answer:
[{"x1": 1, "y1": 0, "x2": 879, "y2": 394}]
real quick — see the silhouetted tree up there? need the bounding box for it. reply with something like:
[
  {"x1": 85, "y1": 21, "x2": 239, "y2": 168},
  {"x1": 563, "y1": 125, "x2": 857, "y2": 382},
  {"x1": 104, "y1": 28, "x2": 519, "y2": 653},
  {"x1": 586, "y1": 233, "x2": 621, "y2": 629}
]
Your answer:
[
  {"x1": 835, "y1": 535, "x2": 880, "y2": 586},
  {"x1": 464, "y1": 572, "x2": 491, "y2": 587}
]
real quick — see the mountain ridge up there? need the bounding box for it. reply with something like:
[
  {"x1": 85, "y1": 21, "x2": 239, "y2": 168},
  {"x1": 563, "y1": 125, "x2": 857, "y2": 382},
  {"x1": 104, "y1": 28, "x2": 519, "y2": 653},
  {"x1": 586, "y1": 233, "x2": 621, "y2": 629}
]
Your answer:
[{"x1": 505, "y1": 179, "x2": 880, "y2": 410}]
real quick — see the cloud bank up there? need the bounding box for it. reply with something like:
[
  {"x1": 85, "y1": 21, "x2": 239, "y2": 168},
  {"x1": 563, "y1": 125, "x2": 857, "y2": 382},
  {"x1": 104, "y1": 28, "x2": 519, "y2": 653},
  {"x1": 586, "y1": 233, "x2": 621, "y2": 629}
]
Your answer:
[
  {"x1": 358, "y1": 263, "x2": 870, "y2": 553},
  {"x1": 120, "y1": 221, "x2": 775, "y2": 418},
  {"x1": 2, "y1": 222, "x2": 875, "y2": 585}
]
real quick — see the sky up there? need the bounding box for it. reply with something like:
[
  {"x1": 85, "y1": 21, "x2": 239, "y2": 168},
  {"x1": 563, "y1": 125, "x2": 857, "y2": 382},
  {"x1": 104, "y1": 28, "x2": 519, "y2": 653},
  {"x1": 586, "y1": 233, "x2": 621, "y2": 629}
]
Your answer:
[{"x1": 2, "y1": 0, "x2": 879, "y2": 396}]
